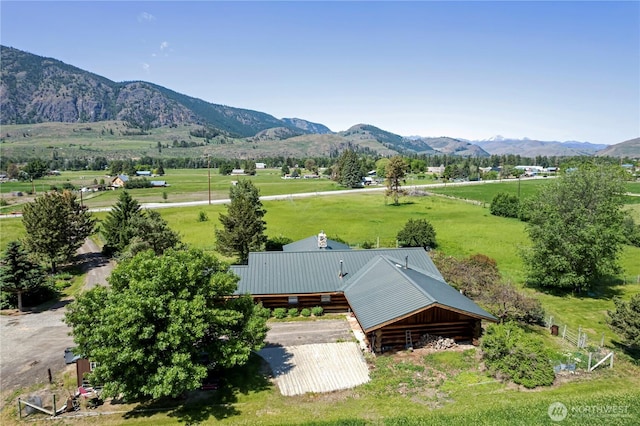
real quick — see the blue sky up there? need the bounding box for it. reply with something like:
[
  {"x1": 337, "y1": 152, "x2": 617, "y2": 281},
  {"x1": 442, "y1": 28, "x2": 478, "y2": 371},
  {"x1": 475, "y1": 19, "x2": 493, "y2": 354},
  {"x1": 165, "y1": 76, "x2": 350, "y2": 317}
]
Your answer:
[{"x1": 1, "y1": 1, "x2": 638, "y2": 144}]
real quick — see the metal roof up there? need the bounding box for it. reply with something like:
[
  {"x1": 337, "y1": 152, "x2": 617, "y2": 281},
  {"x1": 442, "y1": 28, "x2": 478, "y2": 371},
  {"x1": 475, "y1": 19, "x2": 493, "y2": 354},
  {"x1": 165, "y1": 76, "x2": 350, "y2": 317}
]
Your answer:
[
  {"x1": 283, "y1": 235, "x2": 351, "y2": 252},
  {"x1": 231, "y1": 247, "x2": 440, "y2": 295},
  {"x1": 342, "y1": 256, "x2": 496, "y2": 331}
]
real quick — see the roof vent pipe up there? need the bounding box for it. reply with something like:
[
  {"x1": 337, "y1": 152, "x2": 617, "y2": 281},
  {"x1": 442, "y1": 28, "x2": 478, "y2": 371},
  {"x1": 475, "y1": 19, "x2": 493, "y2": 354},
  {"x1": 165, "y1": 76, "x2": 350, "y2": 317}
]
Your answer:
[
  {"x1": 339, "y1": 259, "x2": 344, "y2": 278},
  {"x1": 405, "y1": 256, "x2": 408, "y2": 269}
]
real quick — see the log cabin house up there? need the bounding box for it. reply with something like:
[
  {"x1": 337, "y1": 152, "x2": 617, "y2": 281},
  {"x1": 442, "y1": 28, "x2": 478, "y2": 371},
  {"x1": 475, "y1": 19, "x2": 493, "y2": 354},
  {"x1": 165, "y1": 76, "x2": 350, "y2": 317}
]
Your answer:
[{"x1": 231, "y1": 232, "x2": 497, "y2": 353}]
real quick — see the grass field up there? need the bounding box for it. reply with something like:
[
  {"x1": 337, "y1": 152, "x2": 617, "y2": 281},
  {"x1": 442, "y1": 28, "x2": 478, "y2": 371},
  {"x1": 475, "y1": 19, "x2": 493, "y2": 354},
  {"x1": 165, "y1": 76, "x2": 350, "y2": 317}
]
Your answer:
[{"x1": 2, "y1": 177, "x2": 640, "y2": 425}]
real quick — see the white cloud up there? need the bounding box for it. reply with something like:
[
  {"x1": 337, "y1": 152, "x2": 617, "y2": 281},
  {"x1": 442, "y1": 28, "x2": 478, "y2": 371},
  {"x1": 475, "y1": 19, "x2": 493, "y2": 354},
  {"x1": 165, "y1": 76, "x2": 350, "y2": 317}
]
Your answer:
[
  {"x1": 142, "y1": 63, "x2": 150, "y2": 74},
  {"x1": 160, "y1": 41, "x2": 169, "y2": 51},
  {"x1": 138, "y1": 12, "x2": 156, "y2": 23}
]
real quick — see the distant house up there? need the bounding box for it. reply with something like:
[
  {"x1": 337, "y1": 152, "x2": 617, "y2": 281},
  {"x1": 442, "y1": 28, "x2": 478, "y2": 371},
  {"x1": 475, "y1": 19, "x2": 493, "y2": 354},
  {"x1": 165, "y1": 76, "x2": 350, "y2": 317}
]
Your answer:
[
  {"x1": 255, "y1": 163, "x2": 266, "y2": 169},
  {"x1": 427, "y1": 165, "x2": 445, "y2": 175},
  {"x1": 231, "y1": 232, "x2": 496, "y2": 353},
  {"x1": 136, "y1": 170, "x2": 152, "y2": 177},
  {"x1": 231, "y1": 169, "x2": 245, "y2": 175},
  {"x1": 111, "y1": 175, "x2": 129, "y2": 188},
  {"x1": 150, "y1": 181, "x2": 168, "y2": 187}
]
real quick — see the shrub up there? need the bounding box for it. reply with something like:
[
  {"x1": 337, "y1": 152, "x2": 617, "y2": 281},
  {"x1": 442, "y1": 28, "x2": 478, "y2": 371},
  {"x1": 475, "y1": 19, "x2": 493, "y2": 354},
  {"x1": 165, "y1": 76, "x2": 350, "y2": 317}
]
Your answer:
[
  {"x1": 300, "y1": 308, "x2": 311, "y2": 317},
  {"x1": 288, "y1": 308, "x2": 299, "y2": 317},
  {"x1": 265, "y1": 235, "x2": 293, "y2": 251},
  {"x1": 198, "y1": 211, "x2": 208, "y2": 222},
  {"x1": 361, "y1": 240, "x2": 374, "y2": 249},
  {"x1": 490, "y1": 192, "x2": 520, "y2": 218},
  {"x1": 273, "y1": 308, "x2": 287, "y2": 319},
  {"x1": 311, "y1": 306, "x2": 324, "y2": 317},
  {"x1": 481, "y1": 322, "x2": 555, "y2": 388}
]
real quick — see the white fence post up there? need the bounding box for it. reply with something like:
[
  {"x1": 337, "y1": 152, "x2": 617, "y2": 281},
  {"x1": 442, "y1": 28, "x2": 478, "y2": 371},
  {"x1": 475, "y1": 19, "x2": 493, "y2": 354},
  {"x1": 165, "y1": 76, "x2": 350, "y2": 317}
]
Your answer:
[
  {"x1": 562, "y1": 325, "x2": 567, "y2": 340},
  {"x1": 588, "y1": 353, "x2": 592, "y2": 370}
]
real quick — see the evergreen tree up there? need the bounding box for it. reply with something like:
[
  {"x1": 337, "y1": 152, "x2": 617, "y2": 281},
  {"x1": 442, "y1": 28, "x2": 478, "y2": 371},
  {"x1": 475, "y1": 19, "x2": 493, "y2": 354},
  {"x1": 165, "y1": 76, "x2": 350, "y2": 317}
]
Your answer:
[
  {"x1": 0, "y1": 241, "x2": 47, "y2": 311},
  {"x1": 120, "y1": 210, "x2": 182, "y2": 259},
  {"x1": 608, "y1": 294, "x2": 640, "y2": 355},
  {"x1": 336, "y1": 149, "x2": 363, "y2": 188},
  {"x1": 215, "y1": 180, "x2": 267, "y2": 264},
  {"x1": 22, "y1": 191, "x2": 96, "y2": 272},
  {"x1": 101, "y1": 191, "x2": 143, "y2": 255}
]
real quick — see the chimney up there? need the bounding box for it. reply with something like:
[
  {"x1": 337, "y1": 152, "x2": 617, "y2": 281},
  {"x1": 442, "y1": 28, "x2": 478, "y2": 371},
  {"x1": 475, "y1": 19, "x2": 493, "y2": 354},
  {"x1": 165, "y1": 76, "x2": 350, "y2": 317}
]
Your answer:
[{"x1": 318, "y1": 230, "x2": 327, "y2": 249}]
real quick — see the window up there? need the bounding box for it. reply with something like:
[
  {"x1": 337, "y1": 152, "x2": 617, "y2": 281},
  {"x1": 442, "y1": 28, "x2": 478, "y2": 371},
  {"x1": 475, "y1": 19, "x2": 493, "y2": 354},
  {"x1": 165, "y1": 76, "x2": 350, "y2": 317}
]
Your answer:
[
  {"x1": 89, "y1": 362, "x2": 98, "y2": 371},
  {"x1": 288, "y1": 296, "x2": 298, "y2": 305},
  {"x1": 321, "y1": 294, "x2": 331, "y2": 303}
]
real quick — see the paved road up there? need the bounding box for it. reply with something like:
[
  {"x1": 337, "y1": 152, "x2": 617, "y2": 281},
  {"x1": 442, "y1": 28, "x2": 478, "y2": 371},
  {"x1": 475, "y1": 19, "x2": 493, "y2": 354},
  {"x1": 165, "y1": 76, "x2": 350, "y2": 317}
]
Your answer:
[
  {"x1": 0, "y1": 239, "x2": 113, "y2": 407},
  {"x1": 0, "y1": 177, "x2": 547, "y2": 218}
]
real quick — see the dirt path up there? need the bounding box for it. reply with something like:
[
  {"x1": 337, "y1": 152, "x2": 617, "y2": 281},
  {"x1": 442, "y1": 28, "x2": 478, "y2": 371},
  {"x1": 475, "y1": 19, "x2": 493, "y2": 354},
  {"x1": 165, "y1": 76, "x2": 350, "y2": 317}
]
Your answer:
[{"x1": 0, "y1": 239, "x2": 114, "y2": 408}]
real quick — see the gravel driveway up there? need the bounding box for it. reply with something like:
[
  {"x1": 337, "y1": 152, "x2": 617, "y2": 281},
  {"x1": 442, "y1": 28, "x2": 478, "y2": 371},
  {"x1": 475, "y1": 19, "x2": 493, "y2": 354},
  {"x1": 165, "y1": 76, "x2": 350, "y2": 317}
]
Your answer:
[{"x1": 0, "y1": 239, "x2": 113, "y2": 409}]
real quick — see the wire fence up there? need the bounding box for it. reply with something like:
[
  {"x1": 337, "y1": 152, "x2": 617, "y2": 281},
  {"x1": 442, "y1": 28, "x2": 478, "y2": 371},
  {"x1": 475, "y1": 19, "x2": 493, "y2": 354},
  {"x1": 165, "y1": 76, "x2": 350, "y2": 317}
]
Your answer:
[{"x1": 546, "y1": 316, "x2": 614, "y2": 372}]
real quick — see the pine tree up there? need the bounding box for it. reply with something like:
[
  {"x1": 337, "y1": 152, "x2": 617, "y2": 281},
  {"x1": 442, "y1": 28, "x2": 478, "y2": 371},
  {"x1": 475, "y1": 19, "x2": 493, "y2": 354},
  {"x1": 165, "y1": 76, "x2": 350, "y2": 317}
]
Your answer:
[
  {"x1": 0, "y1": 241, "x2": 47, "y2": 311},
  {"x1": 215, "y1": 180, "x2": 267, "y2": 264},
  {"x1": 337, "y1": 149, "x2": 363, "y2": 188},
  {"x1": 101, "y1": 191, "x2": 143, "y2": 255}
]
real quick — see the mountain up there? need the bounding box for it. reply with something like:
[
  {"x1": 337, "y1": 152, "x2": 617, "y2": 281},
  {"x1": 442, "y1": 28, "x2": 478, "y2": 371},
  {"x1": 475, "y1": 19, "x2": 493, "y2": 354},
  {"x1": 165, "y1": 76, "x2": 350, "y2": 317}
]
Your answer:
[
  {"x1": 281, "y1": 118, "x2": 332, "y2": 134},
  {"x1": 413, "y1": 137, "x2": 489, "y2": 157},
  {"x1": 595, "y1": 138, "x2": 640, "y2": 158},
  {"x1": 0, "y1": 45, "x2": 502, "y2": 158},
  {"x1": 472, "y1": 137, "x2": 608, "y2": 157},
  {"x1": 0, "y1": 45, "x2": 296, "y2": 138}
]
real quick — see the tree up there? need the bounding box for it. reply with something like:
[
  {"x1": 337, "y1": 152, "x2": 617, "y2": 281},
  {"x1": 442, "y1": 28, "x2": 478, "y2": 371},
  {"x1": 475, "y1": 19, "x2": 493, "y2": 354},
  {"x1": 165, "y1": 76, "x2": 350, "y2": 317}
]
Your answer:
[
  {"x1": 101, "y1": 191, "x2": 143, "y2": 255},
  {"x1": 64, "y1": 248, "x2": 270, "y2": 400},
  {"x1": 0, "y1": 241, "x2": 47, "y2": 311},
  {"x1": 23, "y1": 159, "x2": 49, "y2": 179},
  {"x1": 490, "y1": 192, "x2": 520, "y2": 218},
  {"x1": 385, "y1": 156, "x2": 408, "y2": 205},
  {"x1": 523, "y1": 164, "x2": 627, "y2": 293},
  {"x1": 22, "y1": 191, "x2": 96, "y2": 272},
  {"x1": 120, "y1": 210, "x2": 182, "y2": 259},
  {"x1": 608, "y1": 294, "x2": 640, "y2": 354},
  {"x1": 396, "y1": 218, "x2": 437, "y2": 250},
  {"x1": 215, "y1": 180, "x2": 267, "y2": 264},
  {"x1": 336, "y1": 149, "x2": 363, "y2": 188}
]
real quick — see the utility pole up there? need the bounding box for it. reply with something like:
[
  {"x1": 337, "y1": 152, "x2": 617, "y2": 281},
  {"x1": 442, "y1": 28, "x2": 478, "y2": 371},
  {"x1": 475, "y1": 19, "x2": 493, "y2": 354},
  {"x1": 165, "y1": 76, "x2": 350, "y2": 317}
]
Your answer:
[{"x1": 207, "y1": 155, "x2": 211, "y2": 205}]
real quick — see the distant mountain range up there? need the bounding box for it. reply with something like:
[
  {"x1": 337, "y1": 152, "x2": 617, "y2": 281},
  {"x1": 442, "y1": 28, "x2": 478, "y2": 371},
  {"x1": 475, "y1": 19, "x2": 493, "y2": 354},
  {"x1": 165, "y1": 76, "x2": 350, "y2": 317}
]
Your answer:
[
  {"x1": 470, "y1": 137, "x2": 610, "y2": 157},
  {"x1": 1, "y1": 45, "x2": 638, "y2": 159}
]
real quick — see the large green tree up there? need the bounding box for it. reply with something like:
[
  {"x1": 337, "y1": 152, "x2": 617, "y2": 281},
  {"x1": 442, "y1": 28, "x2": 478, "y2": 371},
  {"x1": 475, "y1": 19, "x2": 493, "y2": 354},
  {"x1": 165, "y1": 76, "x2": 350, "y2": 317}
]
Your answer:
[
  {"x1": 396, "y1": 218, "x2": 437, "y2": 250},
  {"x1": 0, "y1": 241, "x2": 47, "y2": 311},
  {"x1": 523, "y1": 164, "x2": 627, "y2": 293},
  {"x1": 385, "y1": 156, "x2": 408, "y2": 205},
  {"x1": 101, "y1": 191, "x2": 143, "y2": 255},
  {"x1": 64, "y1": 248, "x2": 269, "y2": 400},
  {"x1": 215, "y1": 180, "x2": 267, "y2": 264},
  {"x1": 22, "y1": 191, "x2": 96, "y2": 272}
]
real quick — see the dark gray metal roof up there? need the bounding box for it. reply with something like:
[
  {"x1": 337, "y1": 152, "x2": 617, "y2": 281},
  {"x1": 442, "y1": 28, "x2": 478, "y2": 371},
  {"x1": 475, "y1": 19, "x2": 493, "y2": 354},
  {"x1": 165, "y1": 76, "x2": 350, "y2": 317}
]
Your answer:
[
  {"x1": 342, "y1": 256, "x2": 497, "y2": 331},
  {"x1": 283, "y1": 235, "x2": 351, "y2": 252},
  {"x1": 231, "y1": 247, "x2": 439, "y2": 295}
]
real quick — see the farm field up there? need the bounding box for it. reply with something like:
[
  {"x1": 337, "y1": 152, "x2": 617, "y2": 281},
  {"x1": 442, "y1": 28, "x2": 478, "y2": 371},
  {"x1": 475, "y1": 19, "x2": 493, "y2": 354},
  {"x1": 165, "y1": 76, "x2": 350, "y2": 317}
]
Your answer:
[{"x1": 2, "y1": 177, "x2": 640, "y2": 425}]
